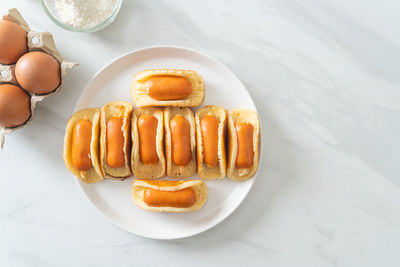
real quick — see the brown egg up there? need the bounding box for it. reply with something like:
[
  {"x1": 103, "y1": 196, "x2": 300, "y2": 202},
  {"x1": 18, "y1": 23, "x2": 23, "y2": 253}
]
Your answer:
[
  {"x1": 15, "y1": 51, "x2": 61, "y2": 95},
  {"x1": 0, "y1": 84, "x2": 31, "y2": 128},
  {"x1": 0, "y1": 20, "x2": 27, "y2": 64}
]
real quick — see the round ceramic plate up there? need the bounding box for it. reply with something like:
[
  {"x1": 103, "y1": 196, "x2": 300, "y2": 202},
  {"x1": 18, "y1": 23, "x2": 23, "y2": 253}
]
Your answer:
[{"x1": 75, "y1": 46, "x2": 261, "y2": 239}]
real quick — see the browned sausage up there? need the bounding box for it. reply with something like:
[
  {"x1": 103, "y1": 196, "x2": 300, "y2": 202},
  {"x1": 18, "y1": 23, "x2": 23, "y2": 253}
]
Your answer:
[
  {"x1": 170, "y1": 115, "x2": 191, "y2": 166},
  {"x1": 235, "y1": 122, "x2": 254, "y2": 169},
  {"x1": 71, "y1": 119, "x2": 92, "y2": 171},
  {"x1": 138, "y1": 115, "x2": 158, "y2": 164},
  {"x1": 200, "y1": 115, "x2": 219, "y2": 167},
  {"x1": 147, "y1": 76, "x2": 192, "y2": 100},
  {"x1": 143, "y1": 187, "x2": 196, "y2": 208},
  {"x1": 106, "y1": 117, "x2": 125, "y2": 168}
]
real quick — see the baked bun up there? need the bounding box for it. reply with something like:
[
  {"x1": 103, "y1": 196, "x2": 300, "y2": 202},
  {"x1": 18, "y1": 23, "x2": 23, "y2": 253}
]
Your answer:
[
  {"x1": 164, "y1": 107, "x2": 197, "y2": 178},
  {"x1": 132, "y1": 179, "x2": 207, "y2": 212},
  {"x1": 131, "y1": 69, "x2": 204, "y2": 107},
  {"x1": 195, "y1": 105, "x2": 227, "y2": 179},
  {"x1": 100, "y1": 101, "x2": 133, "y2": 179},
  {"x1": 63, "y1": 108, "x2": 103, "y2": 183},
  {"x1": 131, "y1": 107, "x2": 165, "y2": 179},
  {"x1": 227, "y1": 109, "x2": 260, "y2": 181}
]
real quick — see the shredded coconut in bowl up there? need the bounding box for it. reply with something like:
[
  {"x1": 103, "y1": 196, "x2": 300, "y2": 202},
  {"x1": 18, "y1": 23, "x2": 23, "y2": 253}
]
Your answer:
[{"x1": 54, "y1": 0, "x2": 117, "y2": 28}]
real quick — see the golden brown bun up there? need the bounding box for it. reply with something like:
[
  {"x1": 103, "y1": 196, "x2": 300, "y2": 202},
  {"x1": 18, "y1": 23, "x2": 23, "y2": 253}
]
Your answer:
[
  {"x1": 227, "y1": 109, "x2": 260, "y2": 181},
  {"x1": 100, "y1": 101, "x2": 133, "y2": 179},
  {"x1": 131, "y1": 107, "x2": 166, "y2": 179},
  {"x1": 164, "y1": 107, "x2": 196, "y2": 178},
  {"x1": 131, "y1": 69, "x2": 204, "y2": 107},
  {"x1": 63, "y1": 108, "x2": 104, "y2": 183},
  {"x1": 132, "y1": 179, "x2": 207, "y2": 212},
  {"x1": 195, "y1": 105, "x2": 227, "y2": 180}
]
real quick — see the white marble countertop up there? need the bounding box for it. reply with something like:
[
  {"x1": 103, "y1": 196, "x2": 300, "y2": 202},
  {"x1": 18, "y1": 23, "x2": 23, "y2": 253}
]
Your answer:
[{"x1": 1, "y1": 0, "x2": 400, "y2": 266}]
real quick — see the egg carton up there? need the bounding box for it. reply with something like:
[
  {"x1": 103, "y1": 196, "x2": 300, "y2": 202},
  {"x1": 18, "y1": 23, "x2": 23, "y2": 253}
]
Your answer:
[{"x1": 0, "y1": 8, "x2": 78, "y2": 148}]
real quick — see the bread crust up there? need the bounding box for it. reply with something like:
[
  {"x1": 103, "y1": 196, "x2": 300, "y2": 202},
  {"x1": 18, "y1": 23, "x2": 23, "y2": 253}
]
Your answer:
[
  {"x1": 131, "y1": 107, "x2": 165, "y2": 179},
  {"x1": 227, "y1": 109, "x2": 260, "y2": 181},
  {"x1": 132, "y1": 179, "x2": 207, "y2": 212},
  {"x1": 164, "y1": 107, "x2": 196, "y2": 178},
  {"x1": 63, "y1": 108, "x2": 104, "y2": 183},
  {"x1": 131, "y1": 69, "x2": 204, "y2": 107},
  {"x1": 195, "y1": 105, "x2": 227, "y2": 180},
  {"x1": 100, "y1": 101, "x2": 133, "y2": 179}
]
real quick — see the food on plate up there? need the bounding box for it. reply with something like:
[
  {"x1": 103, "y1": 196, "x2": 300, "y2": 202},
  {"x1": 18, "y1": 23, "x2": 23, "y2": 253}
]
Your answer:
[
  {"x1": 132, "y1": 179, "x2": 207, "y2": 212},
  {"x1": 227, "y1": 109, "x2": 260, "y2": 181},
  {"x1": 100, "y1": 101, "x2": 133, "y2": 179},
  {"x1": 0, "y1": 20, "x2": 27, "y2": 64},
  {"x1": 0, "y1": 84, "x2": 31, "y2": 128},
  {"x1": 63, "y1": 108, "x2": 103, "y2": 183},
  {"x1": 164, "y1": 107, "x2": 196, "y2": 178},
  {"x1": 131, "y1": 69, "x2": 204, "y2": 107},
  {"x1": 131, "y1": 107, "x2": 165, "y2": 179},
  {"x1": 195, "y1": 105, "x2": 227, "y2": 179},
  {"x1": 15, "y1": 51, "x2": 61, "y2": 95}
]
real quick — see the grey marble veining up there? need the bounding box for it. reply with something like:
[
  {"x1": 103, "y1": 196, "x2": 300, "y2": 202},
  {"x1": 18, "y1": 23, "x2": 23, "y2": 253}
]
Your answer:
[{"x1": 1, "y1": 0, "x2": 400, "y2": 266}]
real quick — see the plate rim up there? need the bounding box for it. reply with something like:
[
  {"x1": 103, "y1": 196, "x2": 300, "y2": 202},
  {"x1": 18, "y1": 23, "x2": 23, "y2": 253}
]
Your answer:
[{"x1": 73, "y1": 45, "x2": 262, "y2": 240}]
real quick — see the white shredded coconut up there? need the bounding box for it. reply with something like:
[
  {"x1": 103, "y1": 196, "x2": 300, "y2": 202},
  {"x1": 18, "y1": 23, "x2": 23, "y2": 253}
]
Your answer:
[{"x1": 54, "y1": 0, "x2": 117, "y2": 28}]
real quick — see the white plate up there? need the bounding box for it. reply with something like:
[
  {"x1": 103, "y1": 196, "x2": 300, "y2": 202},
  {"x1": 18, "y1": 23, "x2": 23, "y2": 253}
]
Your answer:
[{"x1": 74, "y1": 46, "x2": 261, "y2": 239}]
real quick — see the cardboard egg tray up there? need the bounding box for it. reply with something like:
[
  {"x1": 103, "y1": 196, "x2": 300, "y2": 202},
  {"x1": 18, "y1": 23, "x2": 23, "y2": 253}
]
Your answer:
[{"x1": 0, "y1": 8, "x2": 77, "y2": 148}]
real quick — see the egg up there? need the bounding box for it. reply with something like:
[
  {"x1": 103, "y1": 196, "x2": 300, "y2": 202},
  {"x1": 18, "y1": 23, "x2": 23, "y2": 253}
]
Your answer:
[
  {"x1": 0, "y1": 20, "x2": 27, "y2": 65},
  {"x1": 15, "y1": 51, "x2": 61, "y2": 95},
  {"x1": 0, "y1": 84, "x2": 31, "y2": 128}
]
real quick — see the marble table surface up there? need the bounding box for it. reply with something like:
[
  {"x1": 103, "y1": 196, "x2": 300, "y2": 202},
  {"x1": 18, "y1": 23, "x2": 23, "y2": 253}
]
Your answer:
[{"x1": 1, "y1": 0, "x2": 399, "y2": 266}]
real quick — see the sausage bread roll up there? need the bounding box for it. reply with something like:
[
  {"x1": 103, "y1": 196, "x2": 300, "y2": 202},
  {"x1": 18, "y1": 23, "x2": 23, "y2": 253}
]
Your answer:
[
  {"x1": 100, "y1": 101, "x2": 133, "y2": 179},
  {"x1": 63, "y1": 108, "x2": 103, "y2": 183},
  {"x1": 131, "y1": 69, "x2": 204, "y2": 107},
  {"x1": 132, "y1": 179, "x2": 207, "y2": 212},
  {"x1": 195, "y1": 105, "x2": 227, "y2": 179},
  {"x1": 227, "y1": 109, "x2": 260, "y2": 181},
  {"x1": 164, "y1": 107, "x2": 196, "y2": 178},
  {"x1": 131, "y1": 107, "x2": 165, "y2": 179}
]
